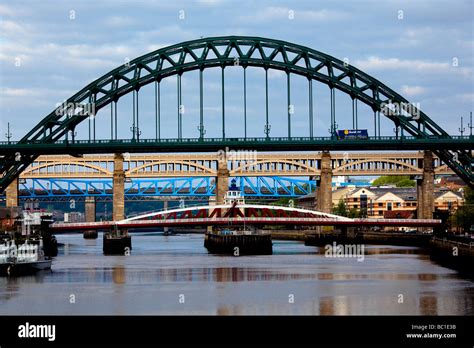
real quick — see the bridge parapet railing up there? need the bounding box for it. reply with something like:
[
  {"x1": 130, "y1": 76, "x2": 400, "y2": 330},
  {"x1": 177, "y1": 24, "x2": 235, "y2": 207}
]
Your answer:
[
  {"x1": 2, "y1": 135, "x2": 473, "y2": 146},
  {"x1": 354, "y1": 218, "x2": 441, "y2": 224}
]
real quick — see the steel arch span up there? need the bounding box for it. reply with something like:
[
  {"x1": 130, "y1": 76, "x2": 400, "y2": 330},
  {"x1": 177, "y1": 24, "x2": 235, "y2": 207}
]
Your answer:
[{"x1": 1, "y1": 36, "x2": 472, "y2": 191}]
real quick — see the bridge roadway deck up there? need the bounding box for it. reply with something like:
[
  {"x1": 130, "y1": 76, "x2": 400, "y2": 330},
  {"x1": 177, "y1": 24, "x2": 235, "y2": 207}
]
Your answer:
[
  {"x1": 20, "y1": 151, "x2": 455, "y2": 178},
  {"x1": 50, "y1": 217, "x2": 442, "y2": 232},
  {"x1": 1, "y1": 135, "x2": 472, "y2": 156}
]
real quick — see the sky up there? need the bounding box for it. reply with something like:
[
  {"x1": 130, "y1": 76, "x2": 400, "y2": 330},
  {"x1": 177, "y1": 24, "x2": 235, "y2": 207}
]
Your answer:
[{"x1": 0, "y1": 0, "x2": 473, "y2": 141}]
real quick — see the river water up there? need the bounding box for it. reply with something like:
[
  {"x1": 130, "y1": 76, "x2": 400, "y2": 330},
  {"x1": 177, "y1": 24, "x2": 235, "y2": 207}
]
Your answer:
[{"x1": 1, "y1": 232, "x2": 473, "y2": 315}]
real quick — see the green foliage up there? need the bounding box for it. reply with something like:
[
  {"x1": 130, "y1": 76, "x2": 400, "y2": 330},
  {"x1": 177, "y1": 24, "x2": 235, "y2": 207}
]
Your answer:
[
  {"x1": 275, "y1": 197, "x2": 292, "y2": 206},
  {"x1": 396, "y1": 179, "x2": 416, "y2": 187},
  {"x1": 372, "y1": 176, "x2": 415, "y2": 187},
  {"x1": 449, "y1": 187, "x2": 474, "y2": 232},
  {"x1": 463, "y1": 187, "x2": 474, "y2": 204},
  {"x1": 332, "y1": 199, "x2": 348, "y2": 217},
  {"x1": 449, "y1": 205, "x2": 474, "y2": 232},
  {"x1": 348, "y1": 208, "x2": 362, "y2": 218},
  {"x1": 332, "y1": 199, "x2": 363, "y2": 218}
]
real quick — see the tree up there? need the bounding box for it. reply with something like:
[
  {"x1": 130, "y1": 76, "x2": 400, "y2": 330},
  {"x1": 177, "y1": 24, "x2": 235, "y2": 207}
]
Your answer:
[
  {"x1": 332, "y1": 199, "x2": 348, "y2": 216},
  {"x1": 450, "y1": 187, "x2": 474, "y2": 233},
  {"x1": 275, "y1": 197, "x2": 292, "y2": 206},
  {"x1": 348, "y1": 208, "x2": 362, "y2": 218},
  {"x1": 463, "y1": 186, "x2": 474, "y2": 204},
  {"x1": 372, "y1": 176, "x2": 415, "y2": 187},
  {"x1": 396, "y1": 178, "x2": 416, "y2": 187}
]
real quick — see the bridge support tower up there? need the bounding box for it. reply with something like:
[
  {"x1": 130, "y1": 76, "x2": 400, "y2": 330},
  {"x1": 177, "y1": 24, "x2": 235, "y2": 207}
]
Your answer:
[
  {"x1": 84, "y1": 197, "x2": 98, "y2": 239},
  {"x1": 316, "y1": 151, "x2": 333, "y2": 214},
  {"x1": 216, "y1": 160, "x2": 229, "y2": 205},
  {"x1": 85, "y1": 197, "x2": 96, "y2": 222},
  {"x1": 417, "y1": 150, "x2": 434, "y2": 220},
  {"x1": 5, "y1": 177, "x2": 19, "y2": 208},
  {"x1": 113, "y1": 153, "x2": 125, "y2": 221}
]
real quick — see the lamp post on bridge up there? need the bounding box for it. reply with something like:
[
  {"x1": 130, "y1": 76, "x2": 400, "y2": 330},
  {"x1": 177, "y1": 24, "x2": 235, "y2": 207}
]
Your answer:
[
  {"x1": 5, "y1": 122, "x2": 12, "y2": 144},
  {"x1": 468, "y1": 111, "x2": 473, "y2": 137},
  {"x1": 328, "y1": 123, "x2": 338, "y2": 139},
  {"x1": 197, "y1": 125, "x2": 206, "y2": 140},
  {"x1": 458, "y1": 116, "x2": 465, "y2": 137},
  {"x1": 130, "y1": 126, "x2": 141, "y2": 142},
  {"x1": 264, "y1": 123, "x2": 271, "y2": 140},
  {"x1": 393, "y1": 126, "x2": 400, "y2": 139},
  {"x1": 70, "y1": 130, "x2": 77, "y2": 144}
]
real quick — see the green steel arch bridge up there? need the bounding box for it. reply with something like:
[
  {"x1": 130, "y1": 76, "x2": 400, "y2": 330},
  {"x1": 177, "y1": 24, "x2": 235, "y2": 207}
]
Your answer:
[{"x1": 0, "y1": 36, "x2": 473, "y2": 192}]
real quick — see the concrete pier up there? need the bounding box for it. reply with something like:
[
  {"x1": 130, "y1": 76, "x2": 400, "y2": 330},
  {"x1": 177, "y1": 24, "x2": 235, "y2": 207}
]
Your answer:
[
  {"x1": 5, "y1": 178, "x2": 19, "y2": 208},
  {"x1": 216, "y1": 162, "x2": 229, "y2": 205},
  {"x1": 83, "y1": 230, "x2": 98, "y2": 239},
  {"x1": 103, "y1": 229, "x2": 132, "y2": 255},
  {"x1": 83, "y1": 197, "x2": 98, "y2": 239},
  {"x1": 417, "y1": 150, "x2": 434, "y2": 220},
  {"x1": 113, "y1": 153, "x2": 125, "y2": 221},
  {"x1": 316, "y1": 151, "x2": 332, "y2": 214},
  {"x1": 85, "y1": 197, "x2": 96, "y2": 222},
  {"x1": 204, "y1": 233, "x2": 272, "y2": 255}
]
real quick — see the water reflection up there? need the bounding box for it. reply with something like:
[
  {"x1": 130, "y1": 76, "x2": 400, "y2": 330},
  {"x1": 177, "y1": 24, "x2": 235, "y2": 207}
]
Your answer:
[
  {"x1": 113, "y1": 267, "x2": 126, "y2": 284},
  {"x1": 0, "y1": 234, "x2": 472, "y2": 315},
  {"x1": 38, "y1": 267, "x2": 448, "y2": 284},
  {"x1": 314, "y1": 245, "x2": 428, "y2": 256},
  {"x1": 319, "y1": 297, "x2": 335, "y2": 315},
  {"x1": 419, "y1": 295, "x2": 438, "y2": 315}
]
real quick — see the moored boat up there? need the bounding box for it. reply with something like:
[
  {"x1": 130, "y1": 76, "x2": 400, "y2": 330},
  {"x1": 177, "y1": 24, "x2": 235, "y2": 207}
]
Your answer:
[
  {"x1": 0, "y1": 239, "x2": 52, "y2": 276},
  {"x1": 0, "y1": 208, "x2": 55, "y2": 276}
]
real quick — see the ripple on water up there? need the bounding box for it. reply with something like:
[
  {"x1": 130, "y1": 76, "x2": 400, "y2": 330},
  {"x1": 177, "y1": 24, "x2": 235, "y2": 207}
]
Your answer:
[{"x1": 0, "y1": 233, "x2": 472, "y2": 315}]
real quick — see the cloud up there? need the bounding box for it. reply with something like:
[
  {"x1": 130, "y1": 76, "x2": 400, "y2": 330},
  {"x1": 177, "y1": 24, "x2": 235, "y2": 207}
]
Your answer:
[
  {"x1": 238, "y1": 6, "x2": 347, "y2": 23},
  {"x1": 66, "y1": 44, "x2": 134, "y2": 59},
  {"x1": 0, "y1": 87, "x2": 76, "y2": 108},
  {"x1": 268, "y1": 69, "x2": 285, "y2": 79},
  {"x1": 353, "y1": 56, "x2": 472, "y2": 78},
  {"x1": 297, "y1": 9, "x2": 347, "y2": 21},
  {"x1": 0, "y1": 41, "x2": 123, "y2": 70},
  {"x1": 1, "y1": 88, "x2": 40, "y2": 97},
  {"x1": 455, "y1": 93, "x2": 474, "y2": 103},
  {"x1": 0, "y1": 4, "x2": 14, "y2": 16},
  {"x1": 252, "y1": 68, "x2": 286, "y2": 79},
  {"x1": 0, "y1": 19, "x2": 30, "y2": 36},
  {"x1": 196, "y1": 0, "x2": 225, "y2": 5},
  {"x1": 146, "y1": 43, "x2": 171, "y2": 52},
  {"x1": 355, "y1": 56, "x2": 445, "y2": 71},
  {"x1": 400, "y1": 85, "x2": 426, "y2": 97},
  {"x1": 134, "y1": 25, "x2": 198, "y2": 43},
  {"x1": 104, "y1": 16, "x2": 137, "y2": 27},
  {"x1": 0, "y1": 0, "x2": 471, "y2": 141}
]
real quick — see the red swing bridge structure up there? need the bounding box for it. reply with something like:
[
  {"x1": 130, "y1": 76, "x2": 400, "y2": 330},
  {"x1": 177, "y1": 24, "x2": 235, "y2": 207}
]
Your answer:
[{"x1": 50, "y1": 203, "x2": 441, "y2": 233}]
